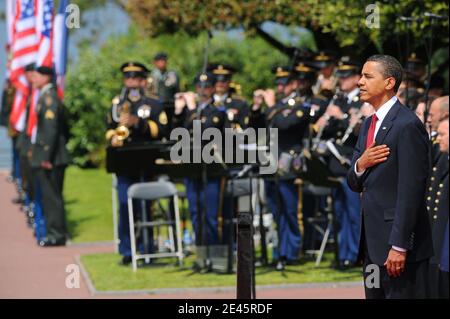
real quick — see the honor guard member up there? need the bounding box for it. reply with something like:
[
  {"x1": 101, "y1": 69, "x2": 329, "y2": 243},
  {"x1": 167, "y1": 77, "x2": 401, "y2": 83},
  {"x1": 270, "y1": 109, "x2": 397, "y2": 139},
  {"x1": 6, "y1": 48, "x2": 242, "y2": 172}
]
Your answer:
[
  {"x1": 147, "y1": 52, "x2": 180, "y2": 128},
  {"x1": 265, "y1": 67, "x2": 311, "y2": 270},
  {"x1": 315, "y1": 57, "x2": 365, "y2": 268},
  {"x1": 311, "y1": 50, "x2": 337, "y2": 99},
  {"x1": 174, "y1": 72, "x2": 226, "y2": 247},
  {"x1": 106, "y1": 62, "x2": 169, "y2": 265},
  {"x1": 16, "y1": 63, "x2": 37, "y2": 218},
  {"x1": 425, "y1": 97, "x2": 449, "y2": 298},
  {"x1": 31, "y1": 66, "x2": 70, "y2": 247}
]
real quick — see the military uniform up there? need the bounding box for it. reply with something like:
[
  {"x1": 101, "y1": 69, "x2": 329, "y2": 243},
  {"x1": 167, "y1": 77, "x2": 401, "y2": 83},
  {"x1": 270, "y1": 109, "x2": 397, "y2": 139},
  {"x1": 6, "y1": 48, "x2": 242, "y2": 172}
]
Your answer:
[
  {"x1": 106, "y1": 63, "x2": 169, "y2": 263},
  {"x1": 311, "y1": 51, "x2": 337, "y2": 99},
  {"x1": 31, "y1": 77, "x2": 70, "y2": 246},
  {"x1": 147, "y1": 53, "x2": 180, "y2": 129},
  {"x1": 426, "y1": 148, "x2": 449, "y2": 298},
  {"x1": 316, "y1": 57, "x2": 363, "y2": 267},
  {"x1": 175, "y1": 72, "x2": 227, "y2": 246},
  {"x1": 265, "y1": 77, "x2": 311, "y2": 265}
]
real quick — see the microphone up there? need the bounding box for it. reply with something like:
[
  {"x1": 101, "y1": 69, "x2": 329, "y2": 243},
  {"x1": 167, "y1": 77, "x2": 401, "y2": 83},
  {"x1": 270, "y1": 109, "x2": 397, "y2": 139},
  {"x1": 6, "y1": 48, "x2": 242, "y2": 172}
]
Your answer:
[
  {"x1": 424, "y1": 12, "x2": 448, "y2": 20},
  {"x1": 399, "y1": 16, "x2": 422, "y2": 22}
]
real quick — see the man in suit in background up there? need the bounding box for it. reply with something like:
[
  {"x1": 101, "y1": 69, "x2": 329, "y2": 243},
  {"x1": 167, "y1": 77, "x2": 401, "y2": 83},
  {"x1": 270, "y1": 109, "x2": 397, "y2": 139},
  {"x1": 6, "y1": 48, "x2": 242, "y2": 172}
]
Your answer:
[{"x1": 347, "y1": 55, "x2": 433, "y2": 299}]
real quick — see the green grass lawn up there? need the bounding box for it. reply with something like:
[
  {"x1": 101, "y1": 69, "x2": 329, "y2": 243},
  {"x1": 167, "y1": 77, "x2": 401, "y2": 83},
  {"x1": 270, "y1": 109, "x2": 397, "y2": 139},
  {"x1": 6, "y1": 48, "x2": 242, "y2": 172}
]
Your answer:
[
  {"x1": 66, "y1": 166, "x2": 361, "y2": 291},
  {"x1": 64, "y1": 166, "x2": 113, "y2": 243},
  {"x1": 81, "y1": 252, "x2": 361, "y2": 291}
]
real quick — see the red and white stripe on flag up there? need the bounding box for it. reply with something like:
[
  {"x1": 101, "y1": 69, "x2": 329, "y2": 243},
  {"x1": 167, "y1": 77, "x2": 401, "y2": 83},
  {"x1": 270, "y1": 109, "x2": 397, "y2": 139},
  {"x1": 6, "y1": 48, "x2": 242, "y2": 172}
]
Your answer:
[
  {"x1": 27, "y1": 0, "x2": 54, "y2": 141},
  {"x1": 9, "y1": 0, "x2": 38, "y2": 131}
]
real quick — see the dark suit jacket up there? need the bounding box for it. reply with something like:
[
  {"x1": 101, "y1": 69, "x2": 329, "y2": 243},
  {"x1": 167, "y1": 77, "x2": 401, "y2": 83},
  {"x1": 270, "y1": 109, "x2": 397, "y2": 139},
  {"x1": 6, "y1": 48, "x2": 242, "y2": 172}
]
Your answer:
[{"x1": 347, "y1": 101, "x2": 433, "y2": 265}]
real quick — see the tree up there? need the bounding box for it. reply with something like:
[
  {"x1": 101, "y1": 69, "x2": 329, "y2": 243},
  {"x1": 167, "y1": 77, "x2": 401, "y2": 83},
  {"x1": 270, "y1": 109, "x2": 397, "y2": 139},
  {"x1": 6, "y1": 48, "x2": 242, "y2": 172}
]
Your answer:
[
  {"x1": 65, "y1": 28, "x2": 288, "y2": 166},
  {"x1": 126, "y1": 0, "x2": 449, "y2": 60}
]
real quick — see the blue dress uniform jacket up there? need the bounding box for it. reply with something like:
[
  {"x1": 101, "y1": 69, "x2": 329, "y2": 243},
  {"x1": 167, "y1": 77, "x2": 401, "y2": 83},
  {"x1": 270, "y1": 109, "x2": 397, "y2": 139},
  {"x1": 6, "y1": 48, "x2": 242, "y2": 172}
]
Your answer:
[{"x1": 264, "y1": 93, "x2": 311, "y2": 261}]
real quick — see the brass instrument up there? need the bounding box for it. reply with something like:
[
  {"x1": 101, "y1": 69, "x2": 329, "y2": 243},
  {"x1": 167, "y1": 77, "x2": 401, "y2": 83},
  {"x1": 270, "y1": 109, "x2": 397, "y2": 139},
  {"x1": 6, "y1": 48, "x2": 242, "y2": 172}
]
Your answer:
[{"x1": 115, "y1": 101, "x2": 131, "y2": 142}]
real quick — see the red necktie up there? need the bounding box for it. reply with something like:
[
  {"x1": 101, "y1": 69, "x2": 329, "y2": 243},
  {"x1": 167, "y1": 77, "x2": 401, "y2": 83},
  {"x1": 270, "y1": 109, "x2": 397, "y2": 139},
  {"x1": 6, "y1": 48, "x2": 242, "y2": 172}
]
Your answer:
[{"x1": 366, "y1": 114, "x2": 378, "y2": 149}]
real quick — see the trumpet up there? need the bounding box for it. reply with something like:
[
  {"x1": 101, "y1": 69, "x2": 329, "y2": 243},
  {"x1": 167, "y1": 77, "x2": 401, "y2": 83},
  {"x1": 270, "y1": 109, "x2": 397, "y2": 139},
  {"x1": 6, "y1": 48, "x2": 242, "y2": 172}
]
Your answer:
[{"x1": 115, "y1": 101, "x2": 130, "y2": 142}]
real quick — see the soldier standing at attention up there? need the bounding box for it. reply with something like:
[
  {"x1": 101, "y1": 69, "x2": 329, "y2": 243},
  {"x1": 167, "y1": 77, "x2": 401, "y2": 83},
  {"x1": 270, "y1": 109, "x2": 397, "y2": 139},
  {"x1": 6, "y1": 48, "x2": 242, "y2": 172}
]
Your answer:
[
  {"x1": 148, "y1": 52, "x2": 180, "y2": 129},
  {"x1": 31, "y1": 66, "x2": 70, "y2": 247}
]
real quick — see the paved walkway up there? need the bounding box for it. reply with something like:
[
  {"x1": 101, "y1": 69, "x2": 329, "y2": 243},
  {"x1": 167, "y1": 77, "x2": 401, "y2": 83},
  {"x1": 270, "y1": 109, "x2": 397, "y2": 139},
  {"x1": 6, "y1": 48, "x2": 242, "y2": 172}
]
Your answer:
[{"x1": 0, "y1": 170, "x2": 364, "y2": 299}]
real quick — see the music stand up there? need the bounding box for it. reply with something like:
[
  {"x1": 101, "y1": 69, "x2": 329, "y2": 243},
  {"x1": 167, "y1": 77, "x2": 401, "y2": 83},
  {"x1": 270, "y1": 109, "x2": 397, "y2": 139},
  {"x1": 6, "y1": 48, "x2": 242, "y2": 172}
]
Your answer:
[{"x1": 296, "y1": 150, "x2": 342, "y2": 266}]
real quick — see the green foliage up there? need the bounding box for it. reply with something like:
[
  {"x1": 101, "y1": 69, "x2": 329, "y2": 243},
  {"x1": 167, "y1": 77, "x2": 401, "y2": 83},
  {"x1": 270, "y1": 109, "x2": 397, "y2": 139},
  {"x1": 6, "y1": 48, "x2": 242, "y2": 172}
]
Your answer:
[
  {"x1": 126, "y1": 0, "x2": 449, "y2": 55},
  {"x1": 65, "y1": 28, "x2": 291, "y2": 166}
]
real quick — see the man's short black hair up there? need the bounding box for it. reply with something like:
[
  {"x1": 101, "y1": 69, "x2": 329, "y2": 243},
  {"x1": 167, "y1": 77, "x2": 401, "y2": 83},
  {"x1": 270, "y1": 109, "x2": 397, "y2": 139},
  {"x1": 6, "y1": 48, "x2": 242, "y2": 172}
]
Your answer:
[{"x1": 366, "y1": 55, "x2": 403, "y2": 93}]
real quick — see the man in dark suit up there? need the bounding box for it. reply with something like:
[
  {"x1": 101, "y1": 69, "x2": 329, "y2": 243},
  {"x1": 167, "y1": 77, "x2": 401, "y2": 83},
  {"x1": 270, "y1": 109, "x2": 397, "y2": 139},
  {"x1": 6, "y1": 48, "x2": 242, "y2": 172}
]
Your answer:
[{"x1": 347, "y1": 55, "x2": 433, "y2": 299}]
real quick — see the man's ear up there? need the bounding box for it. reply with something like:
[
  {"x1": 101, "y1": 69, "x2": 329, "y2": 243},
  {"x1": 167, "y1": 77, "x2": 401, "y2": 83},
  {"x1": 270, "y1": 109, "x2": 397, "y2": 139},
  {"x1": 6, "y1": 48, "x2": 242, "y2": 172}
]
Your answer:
[{"x1": 385, "y1": 77, "x2": 396, "y2": 91}]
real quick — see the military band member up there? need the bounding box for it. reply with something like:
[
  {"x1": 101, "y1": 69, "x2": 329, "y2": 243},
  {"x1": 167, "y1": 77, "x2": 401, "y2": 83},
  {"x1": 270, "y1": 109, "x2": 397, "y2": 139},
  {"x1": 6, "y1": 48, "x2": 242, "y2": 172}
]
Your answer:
[
  {"x1": 314, "y1": 57, "x2": 366, "y2": 268},
  {"x1": 208, "y1": 63, "x2": 249, "y2": 131},
  {"x1": 174, "y1": 72, "x2": 226, "y2": 247},
  {"x1": 250, "y1": 66, "x2": 287, "y2": 131},
  {"x1": 106, "y1": 62, "x2": 169, "y2": 265},
  {"x1": 293, "y1": 61, "x2": 328, "y2": 123},
  {"x1": 265, "y1": 68, "x2": 311, "y2": 270},
  {"x1": 31, "y1": 66, "x2": 70, "y2": 247},
  {"x1": 311, "y1": 50, "x2": 337, "y2": 99}
]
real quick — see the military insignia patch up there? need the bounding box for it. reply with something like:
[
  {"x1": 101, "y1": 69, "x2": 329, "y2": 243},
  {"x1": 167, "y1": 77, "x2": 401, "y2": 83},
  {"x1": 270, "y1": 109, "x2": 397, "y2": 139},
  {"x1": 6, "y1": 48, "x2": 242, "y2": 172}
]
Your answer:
[
  {"x1": 296, "y1": 110, "x2": 304, "y2": 118},
  {"x1": 127, "y1": 89, "x2": 141, "y2": 102},
  {"x1": 45, "y1": 109, "x2": 55, "y2": 120},
  {"x1": 159, "y1": 111, "x2": 168, "y2": 125}
]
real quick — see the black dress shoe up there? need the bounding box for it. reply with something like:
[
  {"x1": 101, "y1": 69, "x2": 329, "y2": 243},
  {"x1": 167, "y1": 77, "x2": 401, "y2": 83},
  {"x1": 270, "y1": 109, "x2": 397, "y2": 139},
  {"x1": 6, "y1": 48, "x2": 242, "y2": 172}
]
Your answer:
[
  {"x1": 119, "y1": 256, "x2": 132, "y2": 266},
  {"x1": 38, "y1": 237, "x2": 66, "y2": 247}
]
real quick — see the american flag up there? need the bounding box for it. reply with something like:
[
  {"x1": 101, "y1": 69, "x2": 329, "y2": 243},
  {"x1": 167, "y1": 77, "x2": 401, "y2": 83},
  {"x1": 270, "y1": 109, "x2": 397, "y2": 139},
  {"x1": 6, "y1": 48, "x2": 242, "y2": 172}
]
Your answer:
[
  {"x1": 53, "y1": 0, "x2": 69, "y2": 99},
  {"x1": 9, "y1": 0, "x2": 38, "y2": 132},
  {"x1": 27, "y1": 0, "x2": 54, "y2": 141}
]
